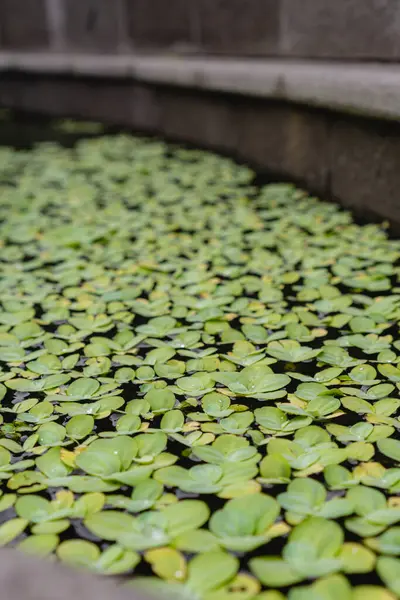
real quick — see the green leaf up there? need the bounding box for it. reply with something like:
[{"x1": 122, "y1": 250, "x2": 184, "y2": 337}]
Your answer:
[
  {"x1": 353, "y1": 586, "x2": 396, "y2": 600},
  {"x1": 174, "y1": 530, "x2": 220, "y2": 553},
  {"x1": 114, "y1": 414, "x2": 141, "y2": 434},
  {"x1": 255, "y1": 407, "x2": 286, "y2": 430},
  {"x1": 15, "y1": 495, "x2": 51, "y2": 523},
  {"x1": 377, "y1": 557, "x2": 400, "y2": 596},
  {"x1": 341, "y1": 396, "x2": 373, "y2": 414},
  {"x1": 37, "y1": 422, "x2": 66, "y2": 446},
  {"x1": 145, "y1": 547, "x2": 186, "y2": 582},
  {"x1": 250, "y1": 557, "x2": 302, "y2": 587},
  {"x1": 67, "y1": 377, "x2": 100, "y2": 398},
  {"x1": 346, "y1": 486, "x2": 386, "y2": 516},
  {"x1": 36, "y1": 447, "x2": 70, "y2": 478},
  {"x1": 145, "y1": 388, "x2": 176, "y2": 413},
  {"x1": 160, "y1": 410, "x2": 184, "y2": 432},
  {"x1": 259, "y1": 455, "x2": 291, "y2": 484},
  {"x1": 366, "y1": 528, "x2": 400, "y2": 555},
  {"x1": 57, "y1": 539, "x2": 100, "y2": 567},
  {"x1": 84, "y1": 511, "x2": 135, "y2": 541},
  {"x1": 339, "y1": 542, "x2": 375, "y2": 573},
  {"x1": 205, "y1": 573, "x2": 260, "y2": 600},
  {"x1": 202, "y1": 392, "x2": 233, "y2": 418},
  {"x1": 378, "y1": 438, "x2": 400, "y2": 463},
  {"x1": 209, "y1": 493, "x2": 279, "y2": 550},
  {"x1": 176, "y1": 373, "x2": 215, "y2": 396},
  {"x1": 295, "y1": 383, "x2": 330, "y2": 401},
  {"x1": 288, "y1": 516, "x2": 343, "y2": 557},
  {"x1": 349, "y1": 364, "x2": 378, "y2": 384},
  {"x1": 66, "y1": 415, "x2": 95, "y2": 439},
  {"x1": 75, "y1": 447, "x2": 120, "y2": 477},
  {"x1": 155, "y1": 465, "x2": 223, "y2": 494},
  {"x1": 187, "y1": 551, "x2": 239, "y2": 594},
  {"x1": 378, "y1": 364, "x2": 400, "y2": 382},
  {"x1": 18, "y1": 533, "x2": 59, "y2": 556},
  {"x1": 0, "y1": 518, "x2": 28, "y2": 545},
  {"x1": 214, "y1": 365, "x2": 290, "y2": 397},
  {"x1": 267, "y1": 340, "x2": 321, "y2": 363},
  {"x1": 288, "y1": 574, "x2": 352, "y2": 600},
  {"x1": 164, "y1": 500, "x2": 210, "y2": 537}
]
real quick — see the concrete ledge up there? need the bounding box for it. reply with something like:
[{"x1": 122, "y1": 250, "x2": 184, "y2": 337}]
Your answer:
[{"x1": 0, "y1": 52, "x2": 400, "y2": 121}]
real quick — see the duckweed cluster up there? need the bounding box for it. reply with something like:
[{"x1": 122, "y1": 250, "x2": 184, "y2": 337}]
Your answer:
[{"x1": 0, "y1": 128, "x2": 400, "y2": 599}]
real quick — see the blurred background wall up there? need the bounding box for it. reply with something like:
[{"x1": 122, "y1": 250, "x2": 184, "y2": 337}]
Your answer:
[{"x1": 0, "y1": 0, "x2": 399, "y2": 60}]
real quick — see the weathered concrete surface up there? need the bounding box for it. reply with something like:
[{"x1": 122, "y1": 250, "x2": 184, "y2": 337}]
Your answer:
[
  {"x1": 158, "y1": 89, "x2": 238, "y2": 152},
  {"x1": 197, "y1": 0, "x2": 280, "y2": 55},
  {"x1": 64, "y1": 0, "x2": 123, "y2": 53},
  {"x1": 0, "y1": 0, "x2": 49, "y2": 49},
  {"x1": 236, "y1": 100, "x2": 331, "y2": 194},
  {"x1": 2, "y1": 0, "x2": 400, "y2": 61},
  {"x1": 281, "y1": 0, "x2": 400, "y2": 60},
  {"x1": 331, "y1": 116, "x2": 400, "y2": 225},
  {"x1": 0, "y1": 548, "x2": 149, "y2": 600},
  {"x1": 126, "y1": 0, "x2": 195, "y2": 51},
  {"x1": 45, "y1": 0, "x2": 67, "y2": 51}
]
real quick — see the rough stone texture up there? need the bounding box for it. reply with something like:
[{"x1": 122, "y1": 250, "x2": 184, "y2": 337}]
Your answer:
[
  {"x1": 330, "y1": 117, "x2": 400, "y2": 226},
  {"x1": 79, "y1": 81, "x2": 135, "y2": 123},
  {"x1": 64, "y1": 0, "x2": 123, "y2": 52},
  {"x1": 236, "y1": 100, "x2": 330, "y2": 194},
  {"x1": 0, "y1": 548, "x2": 149, "y2": 600},
  {"x1": 235, "y1": 100, "x2": 287, "y2": 173},
  {"x1": 130, "y1": 83, "x2": 161, "y2": 132},
  {"x1": 2, "y1": 0, "x2": 400, "y2": 61},
  {"x1": 158, "y1": 89, "x2": 238, "y2": 152},
  {"x1": 126, "y1": 0, "x2": 195, "y2": 51},
  {"x1": 197, "y1": 0, "x2": 280, "y2": 55},
  {"x1": 281, "y1": 0, "x2": 400, "y2": 60},
  {"x1": 282, "y1": 106, "x2": 330, "y2": 194},
  {"x1": 45, "y1": 0, "x2": 67, "y2": 50},
  {"x1": 0, "y1": 0, "x2": 49, "y2": 49},
  {"x1": 0, "y1": 76, "x2": 137, "y2": 126}
]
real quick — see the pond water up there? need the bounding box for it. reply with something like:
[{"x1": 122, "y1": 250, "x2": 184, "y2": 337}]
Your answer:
[{"x1": 0, "y1": 113, "x2": 399, "y2": 599}]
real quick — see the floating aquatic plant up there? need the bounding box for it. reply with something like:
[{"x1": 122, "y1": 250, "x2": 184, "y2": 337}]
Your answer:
[{"x1": 0, "y1": 120, "x2": 399, "y2": 598}]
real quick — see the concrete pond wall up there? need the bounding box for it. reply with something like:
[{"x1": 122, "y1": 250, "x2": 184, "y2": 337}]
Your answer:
[
  {"x1": 0, "y1": 1, "x2": 399, "y2": 598},
  {"x1": 0, "y1": 1, "x2": 398, "y2": 227}
]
